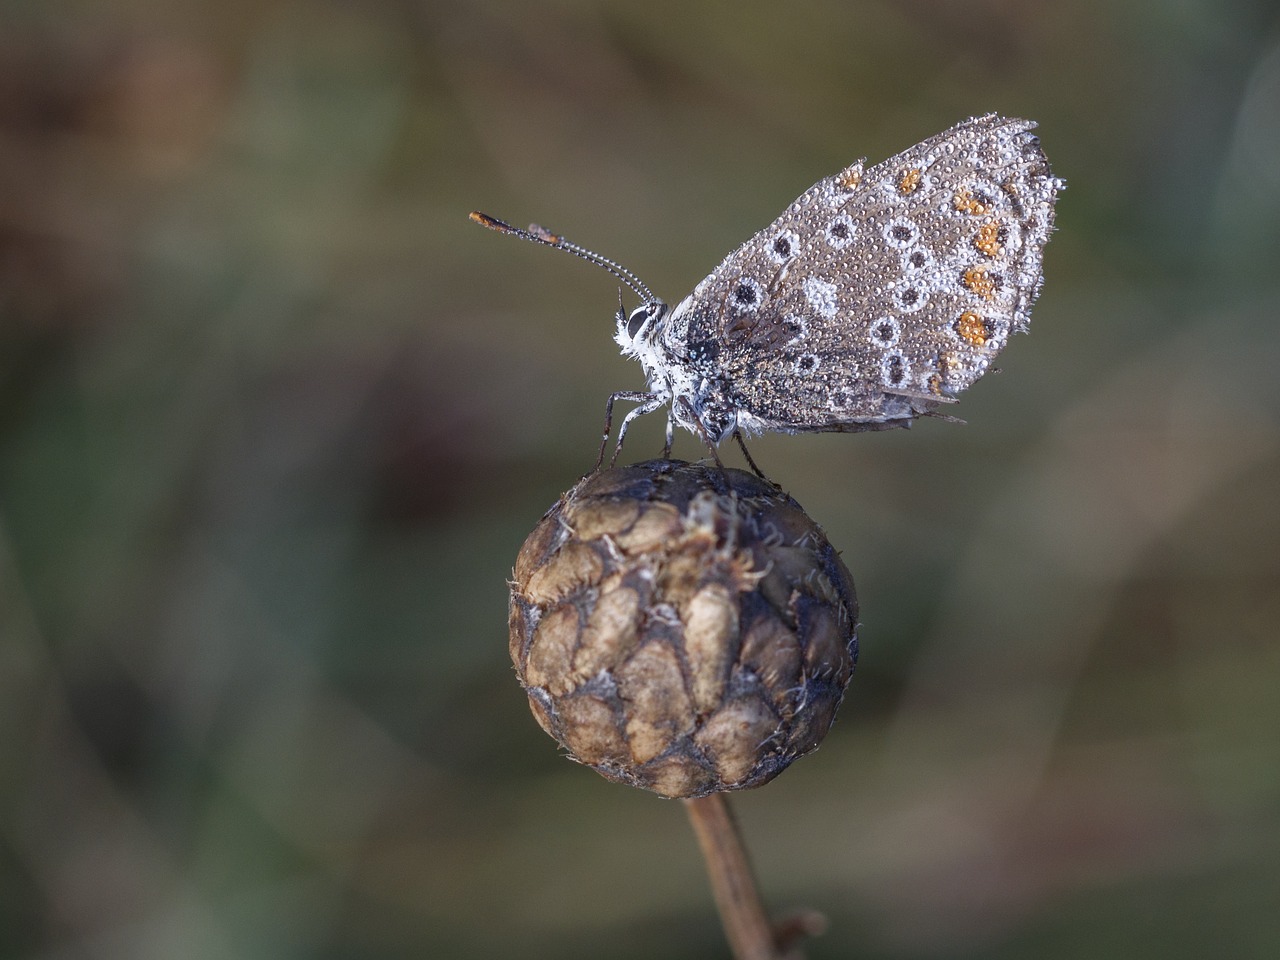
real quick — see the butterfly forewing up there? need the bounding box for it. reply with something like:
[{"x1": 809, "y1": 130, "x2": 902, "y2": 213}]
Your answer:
[{"x1": 672, "y1": 114, "x2": 1060, "y2": 435}]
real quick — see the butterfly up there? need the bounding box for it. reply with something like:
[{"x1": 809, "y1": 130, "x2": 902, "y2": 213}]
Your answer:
[{"x1": 472, "y1": 114, "x2": 1062, "y2": 473}]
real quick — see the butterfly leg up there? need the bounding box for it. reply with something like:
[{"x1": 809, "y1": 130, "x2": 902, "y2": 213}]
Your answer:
[
  {"x1": 732, "y1": 429, "x2": 774, "y2": 483},
  {"x1": 662, "y1": 412, "x2": 675, "y2": 459},
  {"x1": 673, "y1": 396, "x2": 725, "y2": 469},
  {"x1": 596, "y1": 391, "x2": 662, "y2": 472},
  {"x1": 611, "y1": 395, "x2": 668, "y2": 467}
]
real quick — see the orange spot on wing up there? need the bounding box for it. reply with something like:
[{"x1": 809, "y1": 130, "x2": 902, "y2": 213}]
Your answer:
[
  {"x1": 838, "y1": 163, "x2": 863, "y2": 189},
  {"x1": 962, "y1": 267, "x2": 996, "y2": 300},
  {"x1": 955, "y1": 311, "x2": 988, "y2": 345},
  {"x1": 953, "y1": 189, "x2": 991, "y2": 215},
  {"x1": 898, "y1": 168, "x2": 922, "y2": 194},
  {"x1": 974, "y1": 221, "x2": 1003, "y2": 257}
]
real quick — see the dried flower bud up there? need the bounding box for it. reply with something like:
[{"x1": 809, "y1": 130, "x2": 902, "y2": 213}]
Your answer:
[{"x1": 508, "y1": 459, "x2": 858, "y2": 799}]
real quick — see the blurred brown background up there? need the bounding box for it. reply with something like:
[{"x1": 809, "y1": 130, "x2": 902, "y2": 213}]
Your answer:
[{"x1": 2, "y1": 1, "x2": 1278, "y2": 958}]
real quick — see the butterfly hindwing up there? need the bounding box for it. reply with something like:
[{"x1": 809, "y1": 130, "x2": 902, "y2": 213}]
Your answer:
[{"x1": 671, "y1": 114, "x2": 1061, "y2": 434}]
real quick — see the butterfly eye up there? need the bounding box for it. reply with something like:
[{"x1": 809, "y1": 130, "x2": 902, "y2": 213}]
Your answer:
[{"x1": 626, "y1": 305, "x2": 652, "y2": 338}]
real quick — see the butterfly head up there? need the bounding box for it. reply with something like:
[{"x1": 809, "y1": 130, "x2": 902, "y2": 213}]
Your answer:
[{"x1": 614, "y1": 299, "x2": 667, "y2": 355}]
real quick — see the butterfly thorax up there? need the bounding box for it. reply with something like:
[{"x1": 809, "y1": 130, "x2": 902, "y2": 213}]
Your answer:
[{"x1": 614, "y1": 295, "x2": 743, "y2": 444}]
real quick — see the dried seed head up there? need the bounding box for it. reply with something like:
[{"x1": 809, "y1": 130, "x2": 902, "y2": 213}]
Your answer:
[{"x1": 508, "y1": 459, "x2": 859, "y2": 799}]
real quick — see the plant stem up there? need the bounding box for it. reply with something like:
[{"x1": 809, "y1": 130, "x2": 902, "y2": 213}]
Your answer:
[{"x1": 683, "y1": 793, "x2": 786, "y2": 960}]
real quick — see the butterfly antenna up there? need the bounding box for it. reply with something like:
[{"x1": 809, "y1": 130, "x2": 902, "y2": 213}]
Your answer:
[{"x1": 469, "y1": 211, "x2": 656, "y2": 304}]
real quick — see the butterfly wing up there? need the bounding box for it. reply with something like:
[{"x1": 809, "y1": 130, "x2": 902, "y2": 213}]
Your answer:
[{"x1": 665, "y1": 114, "x2": 1061, "y2": 436}]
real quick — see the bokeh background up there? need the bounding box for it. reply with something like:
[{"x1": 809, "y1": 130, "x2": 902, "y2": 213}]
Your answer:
[{"x1": 2, "y1": 1, "x2": 1278, "y2": 958}]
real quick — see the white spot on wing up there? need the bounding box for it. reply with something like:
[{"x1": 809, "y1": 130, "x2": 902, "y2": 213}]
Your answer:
[{"x1": 804, "y1": 277, "x2": 838, "y2": 318}]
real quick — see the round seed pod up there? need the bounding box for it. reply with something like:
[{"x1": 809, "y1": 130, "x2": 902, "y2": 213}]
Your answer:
[{"x1": 508, "y1": 459, "x2": 858, "y2": 799}]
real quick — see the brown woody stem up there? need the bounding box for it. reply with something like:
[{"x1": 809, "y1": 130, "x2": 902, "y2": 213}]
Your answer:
[{"x1": 683, "y1": 793, "x2": 791, "y2": 960}]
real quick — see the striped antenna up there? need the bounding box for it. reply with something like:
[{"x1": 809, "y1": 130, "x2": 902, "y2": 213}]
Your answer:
[{"x1": 469, "y1": 212, "x2": 657, "y2": 304}]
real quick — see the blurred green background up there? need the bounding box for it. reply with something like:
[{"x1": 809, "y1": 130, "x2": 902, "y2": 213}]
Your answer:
[{"x1": 2, "y1": 1, "x2": 1278, "y2": 957}]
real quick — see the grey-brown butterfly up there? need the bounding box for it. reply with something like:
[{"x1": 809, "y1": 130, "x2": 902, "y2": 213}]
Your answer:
[{"x1": 472, "y1": 114, "x2": 1062, "y2": 472}]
